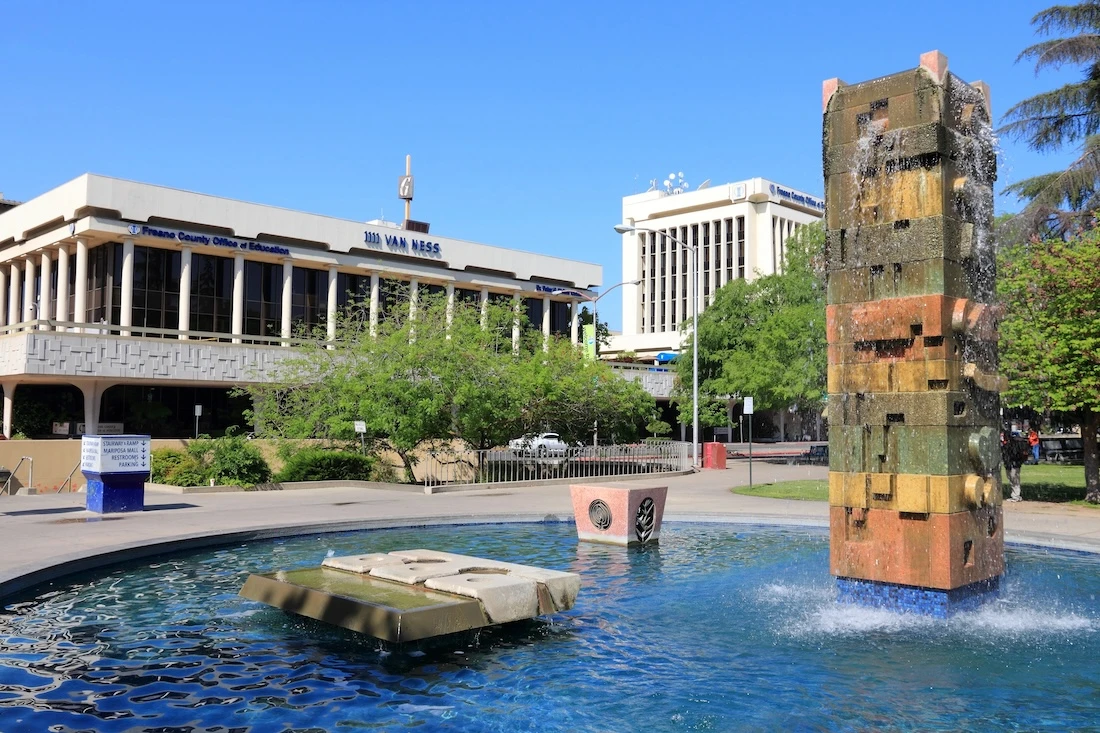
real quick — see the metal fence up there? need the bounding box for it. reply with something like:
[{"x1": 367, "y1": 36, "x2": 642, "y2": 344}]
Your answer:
[{"x1": 421, "y1": 441, "x2": 691, "y2": 489}]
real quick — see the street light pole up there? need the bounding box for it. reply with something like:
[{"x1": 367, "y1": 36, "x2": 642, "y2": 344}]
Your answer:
[{"x1": 614, "y1": 224, "x2": 700, "y2": 470}]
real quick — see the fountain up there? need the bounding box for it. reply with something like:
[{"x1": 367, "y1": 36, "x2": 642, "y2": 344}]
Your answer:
[{"x1": 823, "y1": 51, "x2": 1004, "y2": 616}]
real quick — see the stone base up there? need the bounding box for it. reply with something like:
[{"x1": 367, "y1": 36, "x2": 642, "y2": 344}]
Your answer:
[
  {"x1": 836, "y1": 575, "x2": 1000, "y2": 618},
  {"x1": 240, "y1": 549, "x2": 580, "y2": 643},
  {"x1": 570, "y1": 483, "x2": 667, "y2": 546},
  {"x1": 86, "y1": 474, "x2": 147, "y2": 513}
]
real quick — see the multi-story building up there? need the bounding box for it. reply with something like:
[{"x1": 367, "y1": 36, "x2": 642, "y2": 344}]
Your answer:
[
  {"x1": 608, "y1": 178, "x2": 824, "y2": 360},
  {"x1": 0, "y1": 174, "x2": 601, "y2": 438}
]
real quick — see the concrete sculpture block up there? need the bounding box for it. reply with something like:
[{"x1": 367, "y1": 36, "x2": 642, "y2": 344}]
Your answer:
[
  {"x1": 570, "y1": 483, "x2": 668, "y2": 546},
  {"x1": 239, "y1": 549, "x2": 580, "y2": 642}
]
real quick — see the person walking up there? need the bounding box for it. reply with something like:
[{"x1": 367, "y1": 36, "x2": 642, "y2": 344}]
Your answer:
[
  {"x1": 1002, "y1": 431, "x2": 1026, "y2": 502},
  {"x1": 1028, "y1": 427, "x2": 1040, "y2": 465}
]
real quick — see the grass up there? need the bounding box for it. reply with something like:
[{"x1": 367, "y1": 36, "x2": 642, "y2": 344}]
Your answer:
[
  {"x1": 734, "y1": 480, "x2": 828, "y2": 501},
  {"x1": 732, "y1": 464, "x2": 1097, "y2": 506}
]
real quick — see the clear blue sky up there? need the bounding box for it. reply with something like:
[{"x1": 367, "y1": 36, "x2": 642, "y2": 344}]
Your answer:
[{"x1": 0, "y1": 0, "x2": 1079, "y2": 331}]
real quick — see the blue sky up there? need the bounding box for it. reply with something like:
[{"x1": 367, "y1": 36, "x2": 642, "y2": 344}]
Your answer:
[{"x1": 0, "y1": 0, "x2": 1081, "y2": 330}]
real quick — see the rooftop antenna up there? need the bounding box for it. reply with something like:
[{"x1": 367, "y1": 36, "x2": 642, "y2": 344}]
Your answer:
[
  {"x1": 646, "y1": 179, "x2": 658, "y2": 192},
  {"x1": 663, "y1": 172, "x2": 688, "y2": 195},
  {"x1": 697, "y1": 179, "x2": 711, "y2": 190}
]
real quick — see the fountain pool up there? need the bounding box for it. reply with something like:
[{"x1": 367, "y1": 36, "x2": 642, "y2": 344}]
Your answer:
[{"x1": 1, "y1": 522, "x2": 1098, "y2": 731}]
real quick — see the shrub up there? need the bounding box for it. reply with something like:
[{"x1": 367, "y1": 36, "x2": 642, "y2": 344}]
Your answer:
[
  {"x1": 186, "y1": 430, "x2": 271, "y2": 487},
  {"x1": 150, "y1": 448, "x2": 188, "y2": 484},
  {"x1": 166, "y1": 456, "x2": 210, "y2": 488},
  {"x1": 276, "y1": 449, "x2": 378, "y2": 483}
]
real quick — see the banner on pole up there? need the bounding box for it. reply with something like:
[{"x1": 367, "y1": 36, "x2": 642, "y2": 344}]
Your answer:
[{"x1": 582, "y1": 324, "x2": 596, "y2": 360}]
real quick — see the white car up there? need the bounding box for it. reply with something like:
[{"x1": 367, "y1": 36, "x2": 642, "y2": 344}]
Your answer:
[{"x1": 508, "y1": 432, "x2": 569, "y2": 456}]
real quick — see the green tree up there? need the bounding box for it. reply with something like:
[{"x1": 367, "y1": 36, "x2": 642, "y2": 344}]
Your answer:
[
  {"x1": 1000, "y1": 2, "x2": 1100, "y2": 240},
  {"x1": 677, "y1": 224, "x2": 827, "y2": 434},
  {"x1": 998, "y1": 230, "x2": 1100, "y2": 502},
  {"x1": 247, "y1": 290, "x2": 654, "y2": 481},
  {"x1": 577, "y1": 304, "x2": 611, "y2": 349}
]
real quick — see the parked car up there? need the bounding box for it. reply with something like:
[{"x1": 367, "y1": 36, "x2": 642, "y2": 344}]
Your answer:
[
  {"x1": 508, "y1": 433, "x2": 569, "y2": 456},
  {"x1": 1041, "y1": 437, "x2": 1083, "y2": 464}
]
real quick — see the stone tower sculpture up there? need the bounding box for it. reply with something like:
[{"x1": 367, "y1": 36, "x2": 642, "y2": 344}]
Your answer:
[{"x1": 822, "y1": 51, "x2": 1004, "y2": 616}]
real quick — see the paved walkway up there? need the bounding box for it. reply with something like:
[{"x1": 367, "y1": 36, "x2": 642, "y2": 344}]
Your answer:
[{"x1": 3, "y1": 461, "x2": 1099, "y2": 601}]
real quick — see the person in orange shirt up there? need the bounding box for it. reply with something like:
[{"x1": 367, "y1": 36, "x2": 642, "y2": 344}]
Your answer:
[{"x1": 1028, "y1": 428, "x2": 1040, "y2": 465}]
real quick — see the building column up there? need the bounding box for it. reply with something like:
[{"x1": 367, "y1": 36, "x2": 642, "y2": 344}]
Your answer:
[
  {"x1": 8, "y1": 262, "x2": 21, "y2": 328},
  {"x1": 326, "y1": 265, "x2": 338, "y2": 344},
  {"x1": 73, "y1": 239, "x2": 88, "y2": 331},
  {"x1": 570, "y1": 300, "x2": 579, "y2": 344},
  {"x1": 38, "y1": 251, "x2": 53, "y2": 330},
  {"x1": 119, "y1": 238, "x2": 134, "y2": 335},
  {"x1": 542, "y1": 295, "x2": 551, "y2": 352},
  {"x1": 369, "y1": 272, "x2": 379, "y2": 337},
  {"x1": 511, "y1": 294, "x2": 521, "y2": 353},
  {"x1": 22, "y1": 257, "x2": 35, "y2": 323},
  {"x1": 56, "y1": 246, "x2": 70, "y2": 327},
  {"x1": 177, "y1": 246, "x2": 191, "y2": 339},
  {"x1": 231, "y1": 253, "x2": 245, "y2": 344},
  {"x1": 280, "y1": 258, "x2": 293, "y2": 345},
  {"x1": 0, "y1": 266, "x2": 7, "y2": 330},
  {"x1": 79, "y1": 381, "x2": 109, "y2": 436},
  {"x1": 480, "y1": 286, "x2": 489, "y2": 329},
  {"x1": 445, "y1": 283, "x2": 455, "y2": 331},
  {"x1": 408, "y1": 278, "x2": 418, "y2": 321},
  {"x1": 1, "y1": 381, "x2": 15, "y2": 439}
]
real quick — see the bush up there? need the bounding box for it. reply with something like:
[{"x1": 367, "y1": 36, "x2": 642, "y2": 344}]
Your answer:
[
  {"x1": 151, "y1": 448, "x2": 188, "y2": 483},
  {"x1": 150, "y1": 448, "x2": 210, "y2": 487},
  {"x1": 187, "y1": 431, "x2": 271, "y2": 487},
  {"x1": 276, "y1": 449, "x2": 378, "y2": 483}
]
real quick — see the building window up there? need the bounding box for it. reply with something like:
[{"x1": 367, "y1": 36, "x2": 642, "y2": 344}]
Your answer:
[
  {"x1": 377, "y1": 278, "x2": 406, "y2": 323},
  {"x1": 245, "y1": 261, "x2": 282, "y2": 338},
  {"x1": 130, "y1": 246, "x2": 180, "y2": 335},
  {"x1": 336, "y1": 272, "x2": 372, "y2": 310},
  {"x1": 550, "y1": 300, "x2": 571, "y2": 336},
  {"x1": 455, "y1": 287, "x2": 481, "y2": 306},
  {"x1": 88, "y1": 244, "x2": 112, "y2": 325},
  {"x1": 725, "y1": 218, "x2": 734, "y2": 281},
  {"x1": 737, "y1": 216, "x2": 746, "y2": 279},
  {"x1": 190, "y1": 253, "x2": 233, "y2": 336}
]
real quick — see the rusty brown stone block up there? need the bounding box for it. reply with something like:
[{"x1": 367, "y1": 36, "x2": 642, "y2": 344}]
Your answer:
[
  {"x1": 827, "y1": 259, "x2": 973, "y2": 304},
  {"x1": 829, "y1": 505, "x2": 1004, "y2": 590},
  {"x1": 829, "y1": 471, "x2": 1001, "y2": 514}
]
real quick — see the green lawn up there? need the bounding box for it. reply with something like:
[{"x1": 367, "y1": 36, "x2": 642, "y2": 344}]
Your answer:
[
  {"x1": 734, "y1": 480, "x2": 828, "y2": 501},
  {"x1": 732, "y1": 464, "x2": 1095, "y2": 505}
]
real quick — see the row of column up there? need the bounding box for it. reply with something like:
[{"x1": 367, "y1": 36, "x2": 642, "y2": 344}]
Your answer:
[{"x1": 0, "y1": 240, "x2": 583, "y2": 347}]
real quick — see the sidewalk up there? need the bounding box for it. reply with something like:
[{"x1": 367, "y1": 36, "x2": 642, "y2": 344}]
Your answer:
[{"x1": 2, "y1": 462, "x2": 1099, "y2": 601}]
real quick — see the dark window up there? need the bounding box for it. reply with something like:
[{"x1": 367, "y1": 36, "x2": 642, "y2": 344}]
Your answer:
[
  {"x1": 550, "y1": 300, "x2": 571, "y2": 337},
  {"x1": 337, "y1": 272, "x2": 371, "y2": 309},
  {"x1": 292, "y1": 266, "x2": 326, "y2": 333},
  {"x1": 725, "y1": 218, "x2": 734, "y2": 281},
  {"x1": 524, "y1": 297, "x2": 544, "y2": 331},
  {"x1": 130, "y1": 246, "x2": 181, "y2": 336},
  {"x1": 455, "y1": 287, "x2": 482, "y2": 307},
  {"x1": 89, "y1": 244, "x2": 113, "y2": 325},
  {"x1": 245, "y1": 261, "x2": 283, "y2": 338},
  {"x1": 190, "y1": 253, "x2": 233, "y2": 336},
  {"x1": 377, "y1": 278, "x2": 406, "y2": 323},
  {"x1": 737, "y1": 216, "x2": 746, "y2": 279}
]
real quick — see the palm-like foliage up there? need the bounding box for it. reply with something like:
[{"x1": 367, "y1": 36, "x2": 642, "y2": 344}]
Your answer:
[{"x1": 1000, "y1": 3, "x2": 1100, "y2": 240}]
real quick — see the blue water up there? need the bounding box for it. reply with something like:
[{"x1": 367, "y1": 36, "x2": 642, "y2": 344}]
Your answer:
[{"x1": 1, "y1": 522, "x2": 1098, "y2": 732}]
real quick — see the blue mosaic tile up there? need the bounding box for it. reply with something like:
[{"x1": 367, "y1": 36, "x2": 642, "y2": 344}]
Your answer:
[{"x1": 836, "y1": 576, "x2": 1000, "y2": 618}]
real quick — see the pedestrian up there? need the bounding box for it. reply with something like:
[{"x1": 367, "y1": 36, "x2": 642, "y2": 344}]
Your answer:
[
  {"x1": 1028, "y1": 427, "x2": 1040, "y2": 465},
  {"x1": 1002, "y1": 431, "x2": 1026, "y2": 502}
]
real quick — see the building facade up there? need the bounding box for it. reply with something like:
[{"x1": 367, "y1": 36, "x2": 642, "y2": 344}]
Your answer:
[
  {"x1": 608, "y1": 178, "x2": 824, "y2": 360},
  {"x1": 0, "y1": 174, "x2": 601, "y2": 438}
]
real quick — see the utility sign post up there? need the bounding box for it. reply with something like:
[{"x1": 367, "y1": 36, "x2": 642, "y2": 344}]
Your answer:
[
  {"x1": 743, "y1": 397, "x2": 754, "y2": 488},
  {"x1": 354, "y1": 420, "x2": 367, "y2": 454}
]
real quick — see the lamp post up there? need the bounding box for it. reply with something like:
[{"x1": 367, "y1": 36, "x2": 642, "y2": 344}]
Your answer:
[
  {"x1": 614, "y1": 223, "x2": 700, "y2": 470},
  {"x1": 553, "y1": 279, "x2": 641, "y2": 358}
]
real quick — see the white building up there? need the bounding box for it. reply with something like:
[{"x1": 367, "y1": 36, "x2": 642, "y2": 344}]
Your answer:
[
  {"x1": 0, "y1": 174, "x2": 601, "y2": 438},
  {"x1": 608, "y1": 178, "x2": 824, "y2": 360}
]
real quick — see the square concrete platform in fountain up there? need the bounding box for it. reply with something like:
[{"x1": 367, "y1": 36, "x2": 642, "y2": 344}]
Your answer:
[{"x1": 570, "y1": 483, "x2": 668, "y2": 546}]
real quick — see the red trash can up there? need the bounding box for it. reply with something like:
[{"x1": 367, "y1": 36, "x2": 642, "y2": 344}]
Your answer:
[{"x1": 703, "y1": 442, "x2": 727, "y2": 470}]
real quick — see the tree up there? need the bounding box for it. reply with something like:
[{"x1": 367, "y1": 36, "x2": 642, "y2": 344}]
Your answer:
[
  {"x1": 246, "y1": 291, "x2": 654, "y2": 481},
  {"x1": 577, "y1": 305, "x2": 611, "y2": 349},
  {"x1": 676, "y1": 224, "x2": 827, "y2": 436},
  {"x1": 998, "y1": 229, "x2": 1100, "y2": 502},
  {"x1": 999, "y1": 2, "x2": 1100, "y2": 240}
]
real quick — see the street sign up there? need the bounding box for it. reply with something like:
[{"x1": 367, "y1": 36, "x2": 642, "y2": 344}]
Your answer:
[
  {"x1": 354, "y1": 420, "x2": 367, "y2": 434},
  {"x1": 744, "y1": 397, "x2": 754, "y2": 415}
]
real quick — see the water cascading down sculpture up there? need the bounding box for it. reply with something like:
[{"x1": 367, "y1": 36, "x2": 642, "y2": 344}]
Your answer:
[{"x1": 823, "y1": 51, "x2": 1005, "y2": 616}]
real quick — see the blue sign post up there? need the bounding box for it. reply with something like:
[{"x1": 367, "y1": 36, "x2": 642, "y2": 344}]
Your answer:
[{"x1": 82, "y1": 435, "x2": 152, "y2": 513}]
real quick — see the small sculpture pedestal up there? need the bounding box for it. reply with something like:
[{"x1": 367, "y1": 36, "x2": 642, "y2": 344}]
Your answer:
[
  {"x1": 81, "y1": 435, "x2": 151, "y2": 514},
  {"x1": 570, "y1": 483, "x2": 668, "y2": 546}
]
